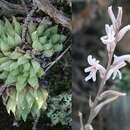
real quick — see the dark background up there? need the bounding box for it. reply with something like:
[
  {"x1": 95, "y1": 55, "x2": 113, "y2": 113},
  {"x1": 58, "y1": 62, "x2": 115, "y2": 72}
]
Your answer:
[{"x1": 72, "y1": 0, "x2": 130, "y2": 130}]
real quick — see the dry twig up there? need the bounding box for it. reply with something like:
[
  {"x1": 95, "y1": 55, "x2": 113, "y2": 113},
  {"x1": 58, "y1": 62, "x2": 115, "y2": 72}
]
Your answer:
[
  {"x1": 22, "y1": 4, "x2": 37, "y2": 44},
  {"x1": 32, "y1": 112, "x2": 40, "y2": 130},
  {"x1": 20, "y1": 0, "x2": 28, "y2": 13},
  {"x1": 34, "y1": 0, "x2": 72, "y2": 30},
  {"x1": 45, "y1": 44, "x2": 71, "y2": 73},
  {"x1": 0, "y1": 0, "x2": 26, "y2": 16}
]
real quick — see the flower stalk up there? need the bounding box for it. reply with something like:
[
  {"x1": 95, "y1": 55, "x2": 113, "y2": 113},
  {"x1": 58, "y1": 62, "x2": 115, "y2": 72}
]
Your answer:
[{"x1": 80, "y1": 6, "x2": 130, "y2": 130}]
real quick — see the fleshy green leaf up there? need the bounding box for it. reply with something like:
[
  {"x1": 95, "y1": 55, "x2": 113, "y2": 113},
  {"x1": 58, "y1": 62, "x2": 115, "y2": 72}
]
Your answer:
[
  {"x1": 37, "y1": 67, "x2": 44, "y2": 77},
  {"x1": 51, "y1": 34, "x2": 66, "y2": 44},
  {"x1": 42, "y1": 42, "x2": 53, "y2": 50},
  {"x1": 14, "y1": 33, "x2": 22, "y2": 45},
  {"x1": 37, "y1": 22, "x2": 48, "y2": 36},
  {"x1": 5, "y1": 72, "x2": 17, "y2": 85},
  {"x1": 0, "y1": 71, "x2": 8, "y2": 79},
  {"x1": 43, "y1": 49, "x2": 54, "y2": 57},
  {"x1": 23, "y1": 53, "x2": 31, "y2": 59},
  {"x1": 31, "y1": 60, "x2": 41, "y2": 74},
  {"x1": 31, "y1": 31, "x2": 39, "y2": 41},
  {"x1": 10, "y1": 51, "x2": 23, "y2": 60},
  {"x1": 7, "y1": 35, "x2": 15, "y2": 47},
  {"x1": 21, "y1": 99, "x2": 30, "y2": 121},
  {"x1": 28, "y1": 21, "x2": 37, "y2": 34},
  {"x1": 10, "y1": 68, "x2": 19, "y2": 76},
  {"x1": 17, "y1": 53, "x2": 31, "y2": 65},
  {"x1": 0, "y1": 57, "x2": 9, "y2": 64},
  {"x1": 34, "y1": 88, "x2": 48, "y2": 109},
  {"x1": 6, "y1": 89, "x2": 16, "y2": 115},
  {"x1": 0, "y1": 52, "x2": 4, "y2": 58},
  {"x1": 0, "y1": 40, "x2": 10, "y2": 51},
  {"x1": 6, "y1": 97, "x2": 16, "y2": 115},
  {"x1": 16, "y1": 74, "x2": 28, "y2": 92},
  {"x1": 0, "y1": 20, "x2": 4, "y2": 35},
  {"x1": 4, "y1": 18, "x2": 14, "y2": 36},
  {"x1": 9, "y1": 62, "x2": 19, "y2": 71},
  {"x1": 31, "y1": 101, "x2": 40, "y2": 118},
  {"x1": 16, "y1": 91, "x2": 25, "y2": 115},
  {"x1": 17, "y1": 57, "x2": 28, "y2": 65},
  {"x1": 26, "y1": 89, "x2": 35, "y2": 109},
  {"x1": 16, "y1": 90, "x2": 30, "y2": 121},
  {"x1": 54, "y1": 44, "x2": 63, "y2": 52},
  {"x1": 23, "y1": 62, "x2": 31, "y2": 72},
  {"x1": 28, "y1": 75, "x2": 39, "y2": 88},
  {"x1": 44, "y1": 25, "x2": 58, "y2": 36},
  {"x1": 39, "y1": 36, "x2": 47, "y2": 44},
  {"x1": 0, "y1": 60, "x2": 12, "y2": 71},
  {"x1": 12, "y1": 17, "x2": 21, "y2": 34},
  {"x1": 32, "y1": 41, "x2": 43, "y2": 51},
  {"x1": 37, "y1": 24, "x2": 45, "y2": 36}
]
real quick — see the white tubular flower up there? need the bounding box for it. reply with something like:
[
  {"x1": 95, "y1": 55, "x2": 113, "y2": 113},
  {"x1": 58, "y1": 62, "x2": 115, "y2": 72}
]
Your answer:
[
  {"x1": 101, "y1": 24, "x2": 115, "y2": 44},
  {"x1": 106, "y1": 55, "x2": 130, "y2": 80},
  {"x1": 101, "y1": 6, "x2": 130, "y2": 53},
  {"x1": 112, "y1": 55, "x2": 130, "y2": 65},
  {"x1": 106, "y1": 62, "x2": 126, "y2": 80},
  {"x1": 84, "y1": 55, "x2": 106, "y2": 82},
  {"x1": 108, "y1": 6, "x2": 130, "y2": 42},
  {"x1": 117, "y1": 25, "x2": 130, "y2": 42},
  {"x1": 100, "y1": 24, "x2": 116, "y2": 52},
  {"x1": 108, "y1": 6, "x2": 122, "y2": 32}
]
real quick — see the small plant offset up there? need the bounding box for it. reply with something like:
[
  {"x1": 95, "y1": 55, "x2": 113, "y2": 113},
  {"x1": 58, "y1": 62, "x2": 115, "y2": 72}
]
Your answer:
[
  {"x1": 0, "y1": 17, "x2": 66, "y2": 121},
  {"x1": 79, "y1": 6, "x2": 130, "y2": 130},
  {"x1": 29, "y1": 20, "x2": 66, "y2": 57}
]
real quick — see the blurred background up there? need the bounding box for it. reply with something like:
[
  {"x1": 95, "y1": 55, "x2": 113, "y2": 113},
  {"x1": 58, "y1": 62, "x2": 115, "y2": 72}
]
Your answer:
[{"x1": 72, "y1": 0, "x2": 130, "y2": 130}]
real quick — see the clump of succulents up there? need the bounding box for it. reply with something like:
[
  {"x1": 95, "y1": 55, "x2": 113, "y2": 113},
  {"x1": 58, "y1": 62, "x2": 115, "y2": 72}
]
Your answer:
[
  {"x1": 0, "y1": 48, "x2": 43, "y2": 89},
  {"x1": 47, "y1": 93, "x2": 72, "y2": 126},
  {"x1": 0, "y1": 17, "x2": 66, "y2": 121},
  {"x1": 28, "y1": 20, "x2": 66, "y2": 57},
  {"x1": 0, "y1": 47, "x2": 48, "y2": 120}
]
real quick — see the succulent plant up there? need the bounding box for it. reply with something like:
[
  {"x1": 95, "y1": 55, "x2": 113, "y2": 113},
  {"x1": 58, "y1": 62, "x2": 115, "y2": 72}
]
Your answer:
[
  {"x1": 0, "y1": 17, "x2": 66, "y2": 57},
  {"x1": 0, "y1": 17, "x2": 22, "y2": 53},
  {"x1": 0, "y1": 17, "x2": 66, "y2": 121},
  {"x1": 0, "y1": 17, "x2": 65, "y2": 121},
  {"x1": 28, "y1": 20, "x2": 66, "y2": 57},
  {"x1": 0, "y1": 48, "x2": 43, "y2": 90},
  {"x1": 0, "y1": 47, "x2": 47, "y2": 120}
]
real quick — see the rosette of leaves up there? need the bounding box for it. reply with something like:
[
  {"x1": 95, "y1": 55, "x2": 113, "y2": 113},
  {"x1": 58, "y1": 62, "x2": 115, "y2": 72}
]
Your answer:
[
  {"x1": 0, "y1": 17, "x2": 66, "y2": 58},
  {"x1": 0, "y1": 17, "x2": 22, "y2": 53},
  {"x1": 28, "y1": 20, "x2": 66, "y2": 57},
  {"x1": 0, "y1": 48, "x2": 44, "y2": 91},
  {"x1": 47, "y1": 93, "x2": 72, "y2": 126},
  {"x1": 0, "y1": 47, "x2": 48, "y2": 121},
  {"x1": 2, "y1": 87, "x2": 48, "y2": 121}
]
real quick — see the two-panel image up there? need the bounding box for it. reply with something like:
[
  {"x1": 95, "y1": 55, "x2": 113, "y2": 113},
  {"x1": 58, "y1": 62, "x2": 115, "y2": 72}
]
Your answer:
[{"x1": 0, "y1": 0, "x2": 130, "y2": 130}]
